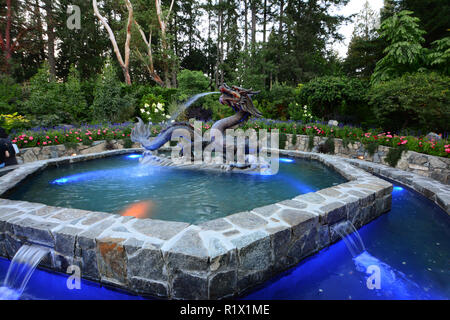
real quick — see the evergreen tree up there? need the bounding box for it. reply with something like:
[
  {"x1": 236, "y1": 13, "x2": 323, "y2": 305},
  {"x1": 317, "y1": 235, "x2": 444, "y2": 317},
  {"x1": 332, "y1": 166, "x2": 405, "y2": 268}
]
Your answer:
[
  {"x1": 92, "y1": 60, "x2": 135, "y2": 123},
  {"x1": 372, "y1": 10, "x2": 426, "y2": 84},
  {"x1": 56, "y1": 0, "x2": 110, "y2": 80}
]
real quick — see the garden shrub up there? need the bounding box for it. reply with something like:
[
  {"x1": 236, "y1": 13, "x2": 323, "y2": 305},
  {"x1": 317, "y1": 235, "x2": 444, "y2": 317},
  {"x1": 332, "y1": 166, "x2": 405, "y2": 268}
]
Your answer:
[
  {"x1": 254, "y1": 83, "x2": 297, "y2": 120},
  {"x1": 288, "y1": 103, "x2": 315, "y2": 123},
  {"x1": 365, "y1": 141, "x2": 379, "y2": 156},
  {"x1": 385, "y1": 146, "x2": 407, "y2": 167},
  {"x1": 319, "y1": 137, "x2": 335, "y2": 155},
  {"x1": 123, "y1": 137, "x2": 133, "y2": 148},
  {"x1": 0, "y1": 113, "x2": 30, "y2": 133},
  {"x1": 22, "y1": 62, "x2": 65, "y2": 126},
  {"x1": 92, "y1": 61, "x2": 135, "y2": 123},
  {"x1": 177, "y1": 70, "x2": 210, "y2": 98},
  {"x1": 0, "y1": 75, "x2": 22, "y2": 114},
  {"x1": 139, "y1": 94, "x2": 170, "y2": 123},
  {"x1": 368, "y1": 72, "x2": 450, "y2": 133},
  {"x1": 308, "y1": 134, "x2": 315, "y2": 151},
  {"x1": 63, "y1": 65, "x2": 89, "y2": 123},
  {"x1": 22, "y1": 63, "x2": 90, "y2": 126},
  {"x1": 279, "y1": 133, "x2": 287, "y2": 150},
  {"x1": 291, "y1": 129, "x2": 297, "y2": 147},
  {"x1": 298, "y1": 76, "x2": 369, "y2": 123},
  {"x1": 64, "y1": 141, "x2": 78, "y2": 151}
]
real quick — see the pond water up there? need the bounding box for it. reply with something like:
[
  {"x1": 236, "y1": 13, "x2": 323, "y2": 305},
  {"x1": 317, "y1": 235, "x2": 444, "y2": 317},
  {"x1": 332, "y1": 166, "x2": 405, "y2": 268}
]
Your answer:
[{"x1": 7, "y1": 155, "x2": 346, "y2": 224}]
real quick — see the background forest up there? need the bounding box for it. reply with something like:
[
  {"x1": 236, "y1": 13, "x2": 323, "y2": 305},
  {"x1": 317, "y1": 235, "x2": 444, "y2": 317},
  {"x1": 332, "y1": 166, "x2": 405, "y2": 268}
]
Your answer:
[{"x1": 0, "y1": 0, "x2": 449, "y2": 136}]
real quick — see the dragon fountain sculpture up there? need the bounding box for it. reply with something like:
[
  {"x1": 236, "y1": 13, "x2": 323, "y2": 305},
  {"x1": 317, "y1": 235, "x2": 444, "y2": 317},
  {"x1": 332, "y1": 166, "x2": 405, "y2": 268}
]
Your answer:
[{"x1": 131, "y1": 84, "x2": 271, "y2": 172}]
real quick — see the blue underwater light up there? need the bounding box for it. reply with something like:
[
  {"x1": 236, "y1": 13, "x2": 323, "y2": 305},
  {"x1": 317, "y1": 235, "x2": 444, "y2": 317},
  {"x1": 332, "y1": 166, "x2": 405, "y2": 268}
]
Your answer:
[
  {"x1": 52, "y1": 178, "x2": 69, "y2": 184},
  {"x1": 279, "y1": 158, "x2": 294, "y2": 163},
  {"x1": 393, "y1": 186, "x2": 405, "y2": 192},
  {"x1": 126, "y1": 154, "x2": 142, "y2": 159},
  {"x1": 51, "y1": 172, "x2": 92, "y2": 185}
]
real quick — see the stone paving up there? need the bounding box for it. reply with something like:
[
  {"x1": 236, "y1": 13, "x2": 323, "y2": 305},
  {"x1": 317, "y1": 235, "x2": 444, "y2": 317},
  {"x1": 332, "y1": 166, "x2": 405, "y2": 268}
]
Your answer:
[{"x1": 0, "y1": 149, "x2": 396, "y2": 299}]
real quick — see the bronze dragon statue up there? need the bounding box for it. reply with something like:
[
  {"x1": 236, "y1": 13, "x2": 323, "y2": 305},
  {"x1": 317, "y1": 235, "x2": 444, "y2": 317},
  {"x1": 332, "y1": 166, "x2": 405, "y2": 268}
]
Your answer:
[{"x1": 131, "y1": 84, "x2": 262, "y2": 160}]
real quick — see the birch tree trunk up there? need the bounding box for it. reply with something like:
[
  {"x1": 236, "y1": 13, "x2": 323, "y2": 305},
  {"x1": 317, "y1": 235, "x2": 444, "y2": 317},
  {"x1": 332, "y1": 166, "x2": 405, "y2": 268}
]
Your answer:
[
  {"x1": 155, "y1": 0, "x2": 175, "y2": 88},
  {"x1": 134, "y1": 20, "x2": 164, "y2": 86},
  {"x1": 93, "y1": 0, "x2": 133, "y2": 85}
]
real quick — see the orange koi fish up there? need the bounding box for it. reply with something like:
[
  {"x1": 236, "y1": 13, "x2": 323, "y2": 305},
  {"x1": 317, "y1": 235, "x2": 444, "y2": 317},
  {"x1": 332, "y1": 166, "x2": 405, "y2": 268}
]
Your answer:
[{"x1": 121, "y1": 201, "x2": 154, "y2": 219}]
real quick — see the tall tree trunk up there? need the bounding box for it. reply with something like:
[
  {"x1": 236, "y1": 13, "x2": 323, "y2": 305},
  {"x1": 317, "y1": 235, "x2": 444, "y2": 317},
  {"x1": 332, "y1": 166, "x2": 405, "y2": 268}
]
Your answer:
[
  {"x1": 276, "y1": 0, "x2": 284, "y2": 83},
  {"x1": 0, "y1": 0, "x2": 31, "y2": 74},
  {"x1": 134, "y1": 20, "x2": 163, "y2": 86},
  {"x1": 251, "y1": 0, "x2": 257, "y2": 53},
  {"x1": 0, "y1": 0, "x2": 13, "y2": 74},
  {"x1": 244, "y1": 0, "x2": 248, "y2": 51},
  {"x1": 215, "y1": 0, "x2": 223, "y2": 88},
  {"x1": 34, "y1": 0, "x2": 45, "y2": 62},
  {"x1": 263, "y1": 0, "x2": 267, "y2": 43},
  {"x1": 279, "y1": 0, "x2": 284, "y2": 35},
  {"x1": 44, "y1": 0, "x2": 56, "y2": 79},
  {"x1": 155, "y1": 0, "x2": 175, "y2": 88},
  {"x1": 93, "y1": 0, "x2": 133, "y2": 85}
]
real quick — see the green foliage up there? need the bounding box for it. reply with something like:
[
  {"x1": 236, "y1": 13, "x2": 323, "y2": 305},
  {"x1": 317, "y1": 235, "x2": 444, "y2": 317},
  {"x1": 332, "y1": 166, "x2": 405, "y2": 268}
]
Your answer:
[
  {"x1": 365, "y1": 141, "x2": 379, "y2": 156},
  {"x1": 279, "y1": 133, "x2": 288, "y2": 150},
  {"x1": 63, "y1": 65, "x2": 89, "y2": 123},
  {"x1": 0, "y1": 113, "x2": 30, "y2": 133},
  {"x1": 308, "y1": 135, "x2": 315, "y2": 151},
  {"x1": 254, "y1": 83, "x2": 297, "y2": 120},
  {"x1": 64, "y1": 141, "x2": 78, "y2": 151},
  {"x1": 319, "y1": 137, "x2": 335, "y2": 155},
  {"x1": 291, "y1": 130, "x2": 298, "y2": 147},
  {"x1": 288, "y1": 102, "x2": 315, "y2": 123},
  {"x1": 372, "y1": 11, "x2": 426, "y2": 84},
  {"x1": 427, "y1": 36, "x2": 450, "y2": 75},
  {"x1": 21, "y1": 63, "x2": 91, "y2": 126},
  {"x1": 177, "y1": 70, "x2": 210, "y2": 98},
  {"x1": 139, "y1": 97, "x2": 170, "y2": 124},
  {"x1": 368, "y1": 72, "x2": 450, "y2": 132},
  {"x1": 123, "y1": 137, "x2": 133, "y2": 148},
  {"x1": 92, "y1": 61, "x2": 135, "y2": 123},
  {"x1": 298, "y1": 76, "x2": 369, "y2": 122},
  {"x1": 0, "y1": 75, "x2": 22, "y2": 114},
  {"x1": 397, "y1": 0, "x2": 450, "y2": 47},
  {"x1": 385, "y1": 146, "x2": 407, "y2": 167},
  {"x1": 22, "y1": 62, "x2": 65, "y2": 126}
]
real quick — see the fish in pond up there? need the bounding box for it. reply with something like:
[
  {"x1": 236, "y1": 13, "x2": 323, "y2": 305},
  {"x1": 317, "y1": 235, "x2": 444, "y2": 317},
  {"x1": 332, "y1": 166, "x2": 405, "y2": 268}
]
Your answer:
[{"x1": 121, "y1": 201, "x2": 154, "y2": 219}]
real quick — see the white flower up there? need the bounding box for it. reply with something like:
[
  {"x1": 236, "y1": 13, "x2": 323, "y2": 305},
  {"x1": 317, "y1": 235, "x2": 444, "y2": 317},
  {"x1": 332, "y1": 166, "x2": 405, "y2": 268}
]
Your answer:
[
  {"x1": 140, "y1": 108, "x2": 145, "y2": 113},
  {"x1": 157, "y1": 103, "x2": 164, "y2": 111},
  {"x1": 166, "y1": 115, "x2": 171, "y2": 119},
  {"x1": 144, "y1": 103, "x2": 149, "y2": 108},
  {"x1": 154, "y1": 108, "x2": 159, "y2": 113}
]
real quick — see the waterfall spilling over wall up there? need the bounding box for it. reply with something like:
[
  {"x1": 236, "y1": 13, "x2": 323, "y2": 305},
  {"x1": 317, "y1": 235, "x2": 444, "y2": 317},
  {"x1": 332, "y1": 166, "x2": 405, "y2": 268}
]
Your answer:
[
  {"x1": 0, "y1": 245, "x2": 49, "y2": 300},
  {"x1": 332, "y1": 221, "x2": 433, "y2": 300}
]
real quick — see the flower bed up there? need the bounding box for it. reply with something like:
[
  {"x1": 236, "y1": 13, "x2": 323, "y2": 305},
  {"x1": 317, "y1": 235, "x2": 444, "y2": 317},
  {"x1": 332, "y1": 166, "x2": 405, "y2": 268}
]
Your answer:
[
  {"x1": 9, "y1": 120, "x2": 450, "y2": 158},
  {"x1": 241, "y1": 120, "x2": 450, "y2": 158}
]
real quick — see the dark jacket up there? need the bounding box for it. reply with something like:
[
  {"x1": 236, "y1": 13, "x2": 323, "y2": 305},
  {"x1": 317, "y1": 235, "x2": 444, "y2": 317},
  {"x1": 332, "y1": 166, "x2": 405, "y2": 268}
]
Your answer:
[
  {"x1": 0, "y1": 138, "x2": 18, "y2": 166},
  {"x1": 0, "y1": 141, "x2": 6, "y2": 165}
]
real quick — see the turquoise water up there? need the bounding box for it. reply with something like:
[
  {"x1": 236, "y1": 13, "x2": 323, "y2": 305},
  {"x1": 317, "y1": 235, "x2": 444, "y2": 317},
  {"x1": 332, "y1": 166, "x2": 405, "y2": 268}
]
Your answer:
[
  {"x1": 1, "y1": 182, "x2": 448, "y2": 300},
  {"x1": 7, "y1": 155, "x2": 346, "y2": 224}
]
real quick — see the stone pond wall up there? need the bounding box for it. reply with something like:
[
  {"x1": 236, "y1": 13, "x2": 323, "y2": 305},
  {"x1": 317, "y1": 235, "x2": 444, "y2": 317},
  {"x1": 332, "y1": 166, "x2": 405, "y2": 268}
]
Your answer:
[
  {"x1": 14, "y1": 136, "x2": 449, "y2": 185},
  {"x1": 0, "y1": 150, "x2": 392, "y2": 299},
  {"x1": 284, "y1": 135, "x2": 450, "y2": 185},
  {"x1": 16, "y1": 140, "x2": 142, "y2": 164}
]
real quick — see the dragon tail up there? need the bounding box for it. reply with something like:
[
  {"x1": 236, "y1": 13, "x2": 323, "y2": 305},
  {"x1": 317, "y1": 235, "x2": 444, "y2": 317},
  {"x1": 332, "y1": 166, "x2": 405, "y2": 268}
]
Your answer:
[{"x1": 131, "y1": 117, "x2": 195, "y2": 151}]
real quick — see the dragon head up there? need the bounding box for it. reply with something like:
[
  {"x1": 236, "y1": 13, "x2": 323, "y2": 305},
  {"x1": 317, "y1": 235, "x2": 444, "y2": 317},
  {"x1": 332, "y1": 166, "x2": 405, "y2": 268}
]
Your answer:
[{"x1": 219, "y1": 83, "x2": 263, "y2": 117}]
